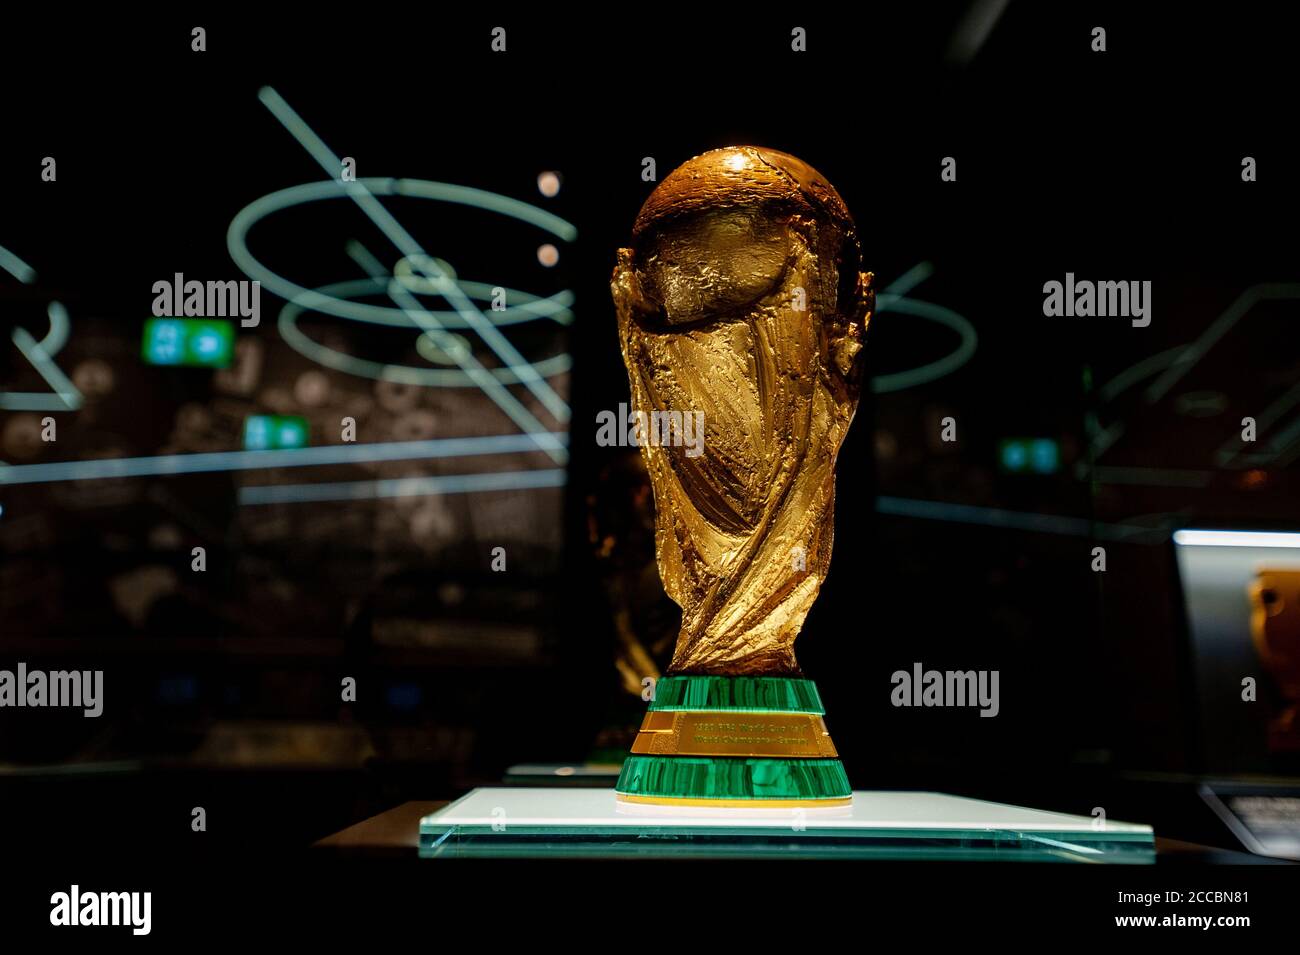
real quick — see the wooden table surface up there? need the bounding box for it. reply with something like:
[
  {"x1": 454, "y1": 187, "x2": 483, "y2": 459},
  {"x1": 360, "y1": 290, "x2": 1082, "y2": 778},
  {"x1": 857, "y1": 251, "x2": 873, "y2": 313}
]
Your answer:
[{"x1": 313, "y1": 800, "x2": 447, "y2": 855}]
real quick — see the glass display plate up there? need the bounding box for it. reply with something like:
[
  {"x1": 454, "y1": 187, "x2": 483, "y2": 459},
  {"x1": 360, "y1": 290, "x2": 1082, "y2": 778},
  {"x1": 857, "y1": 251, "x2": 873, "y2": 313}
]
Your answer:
[{"x1": 419, "y1": 787, "x2": 1155, "y2": 862}]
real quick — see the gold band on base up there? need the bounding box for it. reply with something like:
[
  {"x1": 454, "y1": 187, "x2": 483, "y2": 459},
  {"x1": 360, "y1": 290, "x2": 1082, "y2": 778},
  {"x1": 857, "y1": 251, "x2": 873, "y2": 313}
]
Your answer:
[{"x1": 630, "y1": 710, "x2": 839, "y2": 758}]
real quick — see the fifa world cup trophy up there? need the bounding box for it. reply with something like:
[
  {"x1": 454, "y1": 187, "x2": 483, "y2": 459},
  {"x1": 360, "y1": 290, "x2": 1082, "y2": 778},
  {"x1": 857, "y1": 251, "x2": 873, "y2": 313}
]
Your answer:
[{"x1": 611, "y1": 147, "x2": 873, "y2": 805}]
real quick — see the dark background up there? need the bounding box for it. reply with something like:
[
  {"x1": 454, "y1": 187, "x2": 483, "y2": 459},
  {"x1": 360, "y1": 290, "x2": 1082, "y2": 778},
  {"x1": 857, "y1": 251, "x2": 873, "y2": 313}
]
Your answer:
[{"x1": 2, "y1": 3, "x2": 1299, "y2": 866}]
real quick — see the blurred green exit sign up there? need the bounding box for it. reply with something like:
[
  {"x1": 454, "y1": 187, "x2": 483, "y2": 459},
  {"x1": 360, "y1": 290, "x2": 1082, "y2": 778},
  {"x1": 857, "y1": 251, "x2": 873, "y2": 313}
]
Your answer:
[
  {"x1": 141, "y1": 318, "x2": 234, "y2": 367},
  {"x1": 243, "y1": 415, "x2": 309, "y2": 450},
  {"x1": 998, "y1": 438, "x2": 1060, "y2": 474}
]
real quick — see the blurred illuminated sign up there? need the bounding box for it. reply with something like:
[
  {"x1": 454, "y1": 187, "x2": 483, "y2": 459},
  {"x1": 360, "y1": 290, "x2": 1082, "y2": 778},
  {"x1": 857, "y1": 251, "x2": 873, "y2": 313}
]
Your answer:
[
  {"x1": 141, "y1": 318, "x2": 234, "y2": 367},
  {"x1": 998, "y1": 438, "x2": 1059, "y2": 474},
  {"x1": 243, "y1": 415, "x2": 310, "y2": 450}
]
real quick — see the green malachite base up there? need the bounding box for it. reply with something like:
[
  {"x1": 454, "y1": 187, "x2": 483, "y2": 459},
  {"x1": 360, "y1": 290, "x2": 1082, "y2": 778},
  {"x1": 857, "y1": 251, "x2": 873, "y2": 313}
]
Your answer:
[
  {"x1": 616, "y1": 755, "x2": 851, "y2": 803},
  {"x1": 616, "y1": 675, "x2": 851, "y2": 804},
  {"x1": 648, "y1": 675, "x2": 825, "y2": 713}
]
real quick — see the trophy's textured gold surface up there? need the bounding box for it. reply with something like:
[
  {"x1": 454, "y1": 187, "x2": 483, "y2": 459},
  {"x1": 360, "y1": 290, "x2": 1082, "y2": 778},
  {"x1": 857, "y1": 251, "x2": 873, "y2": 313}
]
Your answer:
[{"x1": 612, "y1": 146, "x2": 872, "y2": 676}]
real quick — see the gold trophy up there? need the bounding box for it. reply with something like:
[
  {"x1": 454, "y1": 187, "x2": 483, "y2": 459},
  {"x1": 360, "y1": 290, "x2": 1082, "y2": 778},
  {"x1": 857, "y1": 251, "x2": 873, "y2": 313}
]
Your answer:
[{"x1": 611, "y1": 147, "x2": 872, "y2": 805}]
